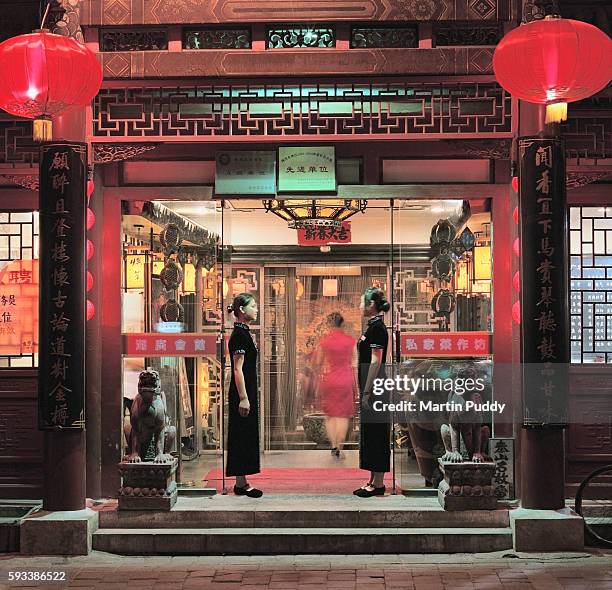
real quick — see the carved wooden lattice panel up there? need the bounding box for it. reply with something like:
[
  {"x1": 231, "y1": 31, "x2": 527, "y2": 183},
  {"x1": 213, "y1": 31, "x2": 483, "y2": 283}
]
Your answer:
[
  {"x1": 93, "y1": 82, "x2": 512, "y2": 139},
  {"x1": 393, "y1": 266, "x2": 440, "y2": 331},
  {"x1": 0, "y1": 212, "x2": 38, "y2": 368},
  {"x1": 0, "y1": 121, "x2": 38, "y2": 165},
  {"x1": 569, "y1": 206, "x2": 612, "y2": 364}
]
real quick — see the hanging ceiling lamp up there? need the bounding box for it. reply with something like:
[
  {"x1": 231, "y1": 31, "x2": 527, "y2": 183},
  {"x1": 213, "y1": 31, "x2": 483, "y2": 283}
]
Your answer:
[
  {"x1": 0, "y1": 4, "x2": 102, "y2": 141},
  {"x1": 493, "y1": 15, "x2": 611, "y2": 123},
  {"x1": 263, "y1": 199, "x2": 367, "y2": 229}
]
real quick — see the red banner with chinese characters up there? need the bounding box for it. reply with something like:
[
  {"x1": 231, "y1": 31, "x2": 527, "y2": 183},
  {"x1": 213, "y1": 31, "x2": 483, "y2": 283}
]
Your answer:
[
  {"x1": 123, "y1": 333, "x2": 218, "y2": 357},
  {"x1": 0, "y1": 259, "x2": 38, "y2": 355},
  {"x1": 400, "y1": 332, "x2": 493, "y2": 356},
  {"x1": 297, "y1": 222, "x2": 352, "y2": 246}
]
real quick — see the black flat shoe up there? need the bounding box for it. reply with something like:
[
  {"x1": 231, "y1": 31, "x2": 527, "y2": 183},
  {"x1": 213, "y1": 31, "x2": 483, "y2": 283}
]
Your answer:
[
  {"x1": 233, "y1": 484, "x2": 263, "y2": 498},
  {"x1": 353, "y1": 485, "x2": 385, "y2": 498}
]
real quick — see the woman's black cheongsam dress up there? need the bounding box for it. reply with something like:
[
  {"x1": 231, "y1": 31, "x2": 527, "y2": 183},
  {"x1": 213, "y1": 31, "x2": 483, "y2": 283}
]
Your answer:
[
  {"x1": 358, "y1": 314, "x2": 390, "y2": 473},
  {"x1": 226, "y1": 322, "x2": 260, "y2": 477}
]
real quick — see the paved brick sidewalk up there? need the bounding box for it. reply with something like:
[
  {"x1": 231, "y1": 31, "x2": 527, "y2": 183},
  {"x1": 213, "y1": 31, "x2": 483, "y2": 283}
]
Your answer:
[{"x1": 1, "y1": 551, "x2": 611, "y2": 589}]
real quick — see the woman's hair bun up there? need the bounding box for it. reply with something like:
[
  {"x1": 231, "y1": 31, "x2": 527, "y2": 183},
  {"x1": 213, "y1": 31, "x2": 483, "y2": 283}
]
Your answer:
[
  {"x1": 227, "y1": 304, "x2": 235, "y2": 314},
  {"x1": 380, "y1": 299, "x2": 391, "y2": 313}
]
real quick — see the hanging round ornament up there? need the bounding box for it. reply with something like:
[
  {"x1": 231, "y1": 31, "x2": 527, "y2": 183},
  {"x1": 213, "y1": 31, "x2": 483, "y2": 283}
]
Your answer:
[
  {"x1": 493, "y1": 16, "x2": 612, "y2": 123},
  {"x1": 430, "y1": 219, "x2": 457, "y2": 248},
  {"x1": 0, "y1": 27, "x2": 102, "y2": 141},
  {"x1": 431, "y1": 289, "x2": 456, "y2": 318},
  {"x1": 159, "y1": 260, "x2": 183, "y2": 290},
  {"x1": 160, "y1": 299, "x2": 184, "y2": 323},
  {"x1": 160, "y1": 223, "x2": 182, "y2": 253},
  {"x1": 431, "y1": 254, "x2": 456, "y2": 283}
]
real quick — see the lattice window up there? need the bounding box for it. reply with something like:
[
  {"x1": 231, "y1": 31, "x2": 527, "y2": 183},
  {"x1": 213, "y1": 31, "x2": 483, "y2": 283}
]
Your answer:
[
  {"x1": 267, "y1": 25, "x2": 335, "y2": 48},
  {"x1": 0, "y1": 121, "x2": 38, "y2": 165},
  {"x1": 93, "y1": 82, "x2": 512, "y2": 140},
  {"x1": 570, "y1": 206, "x2": 612, "y2": 363},
  {"x1": 0, "y1": 211, "x2": 38, "y2": 368},
  {"x1": 184, "y1": 28, "x2": 251, "y2": 50},
  {"x1": 351, "y1": 25, "x2": 418, "y2": 48},
  {"x1": 100, "y1": 29, "x2": 168, "y2": 51}
]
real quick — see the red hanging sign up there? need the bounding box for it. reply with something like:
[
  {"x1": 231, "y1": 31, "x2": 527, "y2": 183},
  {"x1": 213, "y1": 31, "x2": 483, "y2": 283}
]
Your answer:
[
  {"x1": 123, "y1": 333, "x2": 218, "y2": 357},
  {"x1": 400, "y1": 332, "x2": 492, "y2": 356},
  {"x1": 297, "y1": 222, "x2": 352, "y2": 246}
]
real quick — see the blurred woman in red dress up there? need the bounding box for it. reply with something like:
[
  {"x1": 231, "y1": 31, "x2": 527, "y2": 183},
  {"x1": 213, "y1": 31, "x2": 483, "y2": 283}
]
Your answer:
[{"x1": 316, "y1": 312, "x2": 357, "y2": 459}]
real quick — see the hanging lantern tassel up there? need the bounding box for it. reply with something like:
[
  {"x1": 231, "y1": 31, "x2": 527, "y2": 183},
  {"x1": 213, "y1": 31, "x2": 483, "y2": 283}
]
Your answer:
[
  {"x1": 545, "y1": 102, "x2": 568, "y2": 124},
  {"x1": 33, "y1": 117, "x2": 52, "y2": 142}
]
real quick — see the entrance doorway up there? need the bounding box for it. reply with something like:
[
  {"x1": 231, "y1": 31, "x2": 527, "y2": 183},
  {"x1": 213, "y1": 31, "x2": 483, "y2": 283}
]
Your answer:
[{"x1": 119, "y1": 198, "x2": 493, "y2": 495}]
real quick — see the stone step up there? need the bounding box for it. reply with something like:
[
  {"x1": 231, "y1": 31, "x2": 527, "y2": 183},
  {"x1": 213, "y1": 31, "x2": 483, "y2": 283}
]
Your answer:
[
  {"x1": 99, "y1": 508, "x2": 509, "y2": 530},
  {"x1": 93, "y1": 526, "x2": 513, "y2": 555}
]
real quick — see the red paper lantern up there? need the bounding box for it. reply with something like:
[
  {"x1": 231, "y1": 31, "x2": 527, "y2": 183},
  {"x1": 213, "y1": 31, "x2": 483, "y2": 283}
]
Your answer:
[
  {"x1": 512, "y1": 300, "x2": 521, "y2": 324},
  {"x1": 87, "y1": 208, "x2": 95, "y2": 231},
  {"x1": 513, "y1": 238, "x2": 520, "y2": 257},
  {"x1": 87, "y1": 239, "x2": 94, "y2": 260},
  {"x1": 511, "y1": 176, "x2": 519, "y2": 193},
  {"x1": 87, "y1": 179, "x2": 95, "y2": 200},
  {"x1": 513, "y1": 271, "x2": 520, "y2": 292},
  {"x1": 0, "y1": 31, "x2": 102, "y2": 141},
  {"x1": 86, "y1": 299, "x2": 95, "y2": 321},
  {"x1": 87, "y1": 271, "x2": 93, "y2": 292},
  {"x1": 494, "y1": 17, "x2": 612, "y2": 123},
  {"x1": 513, "y1": 207, "x2": 519, "y2": 225}
]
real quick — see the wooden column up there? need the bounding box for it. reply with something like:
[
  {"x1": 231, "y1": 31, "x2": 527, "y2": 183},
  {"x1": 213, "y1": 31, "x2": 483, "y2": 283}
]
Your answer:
[
  {"x1": 518, "y1": 100, "x2": 567, "y2": 510},
  {"x1": 41, "y1": 109, "x2": 88, "y2": 511}
]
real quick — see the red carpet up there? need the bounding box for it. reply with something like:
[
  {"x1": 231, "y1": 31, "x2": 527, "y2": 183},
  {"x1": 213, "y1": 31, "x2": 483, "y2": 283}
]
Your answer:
[{"x1": 203, "y1": 468, "x2": 392, "y2": 494}]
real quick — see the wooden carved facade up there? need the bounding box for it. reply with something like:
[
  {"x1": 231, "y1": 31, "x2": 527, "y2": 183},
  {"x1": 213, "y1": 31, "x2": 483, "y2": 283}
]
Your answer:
[{"x1": 0, "y1": 0, "x2": 610, "y2": 498}]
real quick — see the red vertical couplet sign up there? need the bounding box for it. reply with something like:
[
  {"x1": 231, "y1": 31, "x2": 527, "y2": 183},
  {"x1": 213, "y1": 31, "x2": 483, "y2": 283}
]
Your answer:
[
  {"x1": 39, "y1": 142, "x2": 87, "y2": 430},
  {"x1": 518, "y1": 137, "x2": 569, "y2": 426}
]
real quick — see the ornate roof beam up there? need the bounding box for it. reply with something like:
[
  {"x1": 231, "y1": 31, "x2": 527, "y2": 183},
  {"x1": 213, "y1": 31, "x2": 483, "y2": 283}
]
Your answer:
[{"x1": 82, "y1": 0, "x2": 512, "y2": 26}]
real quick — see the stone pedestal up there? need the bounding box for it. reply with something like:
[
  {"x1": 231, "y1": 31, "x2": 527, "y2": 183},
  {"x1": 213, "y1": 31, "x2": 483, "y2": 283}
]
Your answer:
[
  {"x1": 118, "y1": 458, "x2": 178, "y2": 510},
  {"x1": 510, "y1": 507, "x2": 584, "y2": 551},
  {"x1": 437, "y1": 459, "x2": 498, "y2": 510},
  {"x1": 20, "y1": 508, "x2": 98, "y2": 555}
]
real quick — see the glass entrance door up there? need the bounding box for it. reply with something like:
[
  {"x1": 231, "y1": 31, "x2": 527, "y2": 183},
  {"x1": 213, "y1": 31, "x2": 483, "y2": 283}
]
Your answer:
[{"x1": 219, "y1": 198, "x2": 395, "y2": 494}]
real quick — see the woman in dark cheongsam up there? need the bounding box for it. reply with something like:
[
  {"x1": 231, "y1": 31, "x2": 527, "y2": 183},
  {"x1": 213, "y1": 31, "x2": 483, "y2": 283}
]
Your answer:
[
  {"x1": 354, "y1": 287, "x2": 391, "y2": 497},
  {"x1": 226, "y1": 292, "x2": 263, "y2": 498}
]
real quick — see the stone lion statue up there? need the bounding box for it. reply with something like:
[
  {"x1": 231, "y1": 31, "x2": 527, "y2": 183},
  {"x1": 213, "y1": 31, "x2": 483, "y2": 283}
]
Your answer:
[{"x1": 124, "y1": 367, "x2": 175, "y2": 463}]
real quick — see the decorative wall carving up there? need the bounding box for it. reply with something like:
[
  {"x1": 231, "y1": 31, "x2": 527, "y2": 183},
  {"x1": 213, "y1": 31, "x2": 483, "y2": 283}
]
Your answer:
[
  {"x1": 184, "y1": 28, "x2": 251, "y2": 49},
  {"x1": 566, "y1": 172, "x2": 612, "y2": 190},
  {"x1": 101, "y1": 29, "x2": 168, "y2": 51},
  {"x1": 522, "y1": 0, "x2": 559, "y2": 23},
  {"x1": 82, "y1": 0, "x2": 513, "y2": 25},
  {"x1": 0, "y1": 175, "x2": 39, "y2": 191},
  {"x1": 100, "y1": 47, "x2": 495, "y2": 78},
  {"x1": 49, "y1": 0, "x2": 84, "y2": 42},
  {"x1": 445, "y1": 139, "x2": 511, "y2": 159},
  {"x1": 351, "y1": 25, "x2": 418, "y2": 48},
  {"x1": 268, "y1": 25, "x2": 335, "y2": 49},
  {"x1": 434, "y1": 22, "x2": 503, "y2": 45},
  {"x1": 93, "y1": 143, "x2": 158, "y2": 163},
  {"x1": 92, "y1": 81, "x2": 512, "y2": 140}
]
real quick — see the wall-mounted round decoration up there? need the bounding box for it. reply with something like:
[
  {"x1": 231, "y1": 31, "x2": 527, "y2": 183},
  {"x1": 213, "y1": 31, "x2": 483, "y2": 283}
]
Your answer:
[
  {"x1": 431, "y1": 254, "x2": 456, "y2": 282},
  {"x1": 160, "y1": 223, "x2": 182, "y2": 252},
  {"x1": 431, "y1": 289, "x2": 456, "y2": 317},
  {"x1": 430, "y1": 219, "x2": 457, "y2": 248},
  {"x1": 160, "y1": 299, "x2": 184, "y2": 322},
  {"x1": 160, "y1": 260, "x2": 183, "y2": 290}
]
